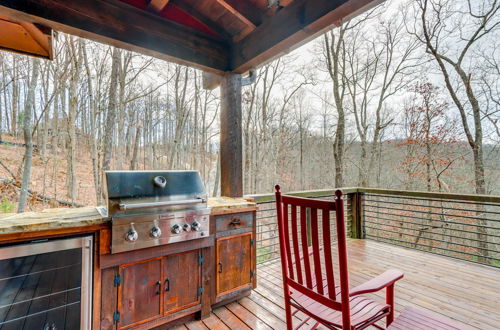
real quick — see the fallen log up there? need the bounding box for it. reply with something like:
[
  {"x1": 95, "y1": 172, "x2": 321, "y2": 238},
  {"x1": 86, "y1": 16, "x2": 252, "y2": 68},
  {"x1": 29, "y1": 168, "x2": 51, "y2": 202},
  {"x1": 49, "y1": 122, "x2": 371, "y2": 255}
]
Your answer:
[{"x1": 0, "y1": 178, "x2": 83, "y2": 208}]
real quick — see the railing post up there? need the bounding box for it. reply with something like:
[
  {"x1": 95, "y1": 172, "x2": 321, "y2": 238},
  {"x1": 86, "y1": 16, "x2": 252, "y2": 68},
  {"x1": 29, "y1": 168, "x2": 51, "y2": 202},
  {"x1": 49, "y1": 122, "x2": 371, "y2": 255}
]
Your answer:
[{"x1": 349, "y1": 191, "x2": 365, "y2": 239}]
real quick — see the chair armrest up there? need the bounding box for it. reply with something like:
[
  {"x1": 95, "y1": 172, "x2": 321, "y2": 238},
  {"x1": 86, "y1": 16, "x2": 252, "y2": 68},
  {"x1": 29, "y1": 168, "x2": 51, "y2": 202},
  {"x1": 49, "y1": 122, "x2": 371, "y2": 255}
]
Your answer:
[{"x1": 349, "y1": 269, "x2": 404, "y2": 297}]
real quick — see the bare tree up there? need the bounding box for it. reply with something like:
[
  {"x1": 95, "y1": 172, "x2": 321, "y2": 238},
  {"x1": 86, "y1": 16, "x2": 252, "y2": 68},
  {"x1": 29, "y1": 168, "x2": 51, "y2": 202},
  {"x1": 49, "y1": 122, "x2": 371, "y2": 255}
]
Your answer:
[{"x1": 17, "y1": 58, "x2": 40, "y2": 212}]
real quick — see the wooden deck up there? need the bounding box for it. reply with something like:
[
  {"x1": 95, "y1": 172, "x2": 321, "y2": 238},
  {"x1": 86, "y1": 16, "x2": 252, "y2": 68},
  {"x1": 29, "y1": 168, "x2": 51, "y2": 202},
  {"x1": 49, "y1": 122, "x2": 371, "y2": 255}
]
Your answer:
[{"x1": 175, "y1": 240, "x2": 500, "y2": 330}]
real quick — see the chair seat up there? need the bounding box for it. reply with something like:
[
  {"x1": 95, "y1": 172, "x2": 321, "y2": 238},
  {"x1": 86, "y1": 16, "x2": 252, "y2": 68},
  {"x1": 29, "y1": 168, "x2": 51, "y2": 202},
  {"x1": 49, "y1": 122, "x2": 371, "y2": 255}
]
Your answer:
[{"x1": 290, "y1": 282, "x2": 390, "y2": 329}]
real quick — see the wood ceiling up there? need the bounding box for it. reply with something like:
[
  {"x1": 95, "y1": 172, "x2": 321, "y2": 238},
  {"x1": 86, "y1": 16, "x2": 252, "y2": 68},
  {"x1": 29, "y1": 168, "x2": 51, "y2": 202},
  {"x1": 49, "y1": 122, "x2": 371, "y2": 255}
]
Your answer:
[{"x1": 0, "y1": 0, "x2": 381, "y2": 73}]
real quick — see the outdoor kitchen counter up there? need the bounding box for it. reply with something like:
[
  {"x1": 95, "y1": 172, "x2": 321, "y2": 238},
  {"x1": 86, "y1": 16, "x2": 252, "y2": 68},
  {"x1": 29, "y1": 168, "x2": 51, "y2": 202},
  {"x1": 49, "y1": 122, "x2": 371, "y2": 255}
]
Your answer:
[{"x1": 0, "y1": 197, "x2": 256, "y2": 235}]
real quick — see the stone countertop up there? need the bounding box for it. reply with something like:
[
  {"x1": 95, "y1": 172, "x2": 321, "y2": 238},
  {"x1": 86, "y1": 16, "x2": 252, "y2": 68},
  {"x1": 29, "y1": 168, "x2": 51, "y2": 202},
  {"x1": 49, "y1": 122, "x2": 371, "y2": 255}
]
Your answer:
[
  {"x1": 0, "y1": 197, "x2": 256, "y2": 235},
  {"x1": 0, "y1": 206, "x2": 108, "y2": 235}
]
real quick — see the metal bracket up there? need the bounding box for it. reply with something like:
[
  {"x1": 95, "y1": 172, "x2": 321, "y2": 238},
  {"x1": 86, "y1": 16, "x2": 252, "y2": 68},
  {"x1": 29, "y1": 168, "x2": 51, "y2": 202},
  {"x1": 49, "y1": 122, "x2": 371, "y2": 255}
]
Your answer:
[
  {"x1": 250, "y1": 270, "x2": 254, "y2": 279},
  {"x1": 250, "y1": 239, "x2": 254, "y2": 247},
  {"x1": 114, "y1": 274, "x2": 121, "y2": 287},
  {"x1": 199, "y1": 255, "x2": 204, "y2": 264},
  {"x1": 113, "y1": 311, "x2": 120, "y2": 324},
  {"x1": 198, "y1": 286, "x2": 204, "y2": 296}
]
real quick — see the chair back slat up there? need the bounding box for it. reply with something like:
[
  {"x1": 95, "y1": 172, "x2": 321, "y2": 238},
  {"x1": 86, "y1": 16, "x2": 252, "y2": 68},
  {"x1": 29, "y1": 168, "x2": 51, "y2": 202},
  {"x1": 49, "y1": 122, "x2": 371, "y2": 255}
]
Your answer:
[
  {"x1": 299, "y1": 206, "x2": 313, "y2": 289},
  {"x1": 310, "y1": 208, "x2": 324, "y2": 295},
  {"x1": 290, "y1": 205, "x2": 303, "y2": 284},
  {"x1": 275, "y1": 186, "x2": 349, "y2": 318},
  {"x1": 322, "y1": 209, "x2": 336, "y2": 299},
  {"x1": 282, "y1": 203, "x2": 294, "y2": 280}
]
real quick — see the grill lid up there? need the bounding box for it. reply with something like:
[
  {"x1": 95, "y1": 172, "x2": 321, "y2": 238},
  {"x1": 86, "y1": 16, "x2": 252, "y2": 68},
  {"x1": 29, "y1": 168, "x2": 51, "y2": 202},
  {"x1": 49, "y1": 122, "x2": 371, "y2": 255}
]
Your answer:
[{"x1": 105, "y1": 170, "x2": 207, "y2": 216}]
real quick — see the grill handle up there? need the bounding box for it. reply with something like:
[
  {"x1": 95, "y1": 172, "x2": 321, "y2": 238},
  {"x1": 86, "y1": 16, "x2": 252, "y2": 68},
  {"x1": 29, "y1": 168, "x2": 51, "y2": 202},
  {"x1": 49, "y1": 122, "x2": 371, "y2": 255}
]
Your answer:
[{"x1": 118, "y1": 198, "x2": 204, "y2": 211}]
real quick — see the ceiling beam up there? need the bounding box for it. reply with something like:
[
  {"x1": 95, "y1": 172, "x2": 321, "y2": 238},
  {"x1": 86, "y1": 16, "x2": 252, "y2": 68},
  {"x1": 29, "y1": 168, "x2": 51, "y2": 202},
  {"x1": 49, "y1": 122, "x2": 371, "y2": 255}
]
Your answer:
[
  {"x1": 147, "y1": 0, "x2": 170, "y2": 13},
  {"x1": 214, "y1": 0, "x2": 262, "y2": 28},
  {"x1": 0, "y1": 0, "x2": 230, "y2": 72},
  {"x1": 231, "y1": 0, "x2": 383, "y2": 73}
]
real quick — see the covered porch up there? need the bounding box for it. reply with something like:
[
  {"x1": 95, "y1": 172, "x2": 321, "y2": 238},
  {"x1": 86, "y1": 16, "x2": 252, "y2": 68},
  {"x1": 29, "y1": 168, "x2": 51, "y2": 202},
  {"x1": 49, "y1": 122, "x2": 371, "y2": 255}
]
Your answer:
[{"x1": 177, "y1": 239, "x2": 500, "y2": 330}]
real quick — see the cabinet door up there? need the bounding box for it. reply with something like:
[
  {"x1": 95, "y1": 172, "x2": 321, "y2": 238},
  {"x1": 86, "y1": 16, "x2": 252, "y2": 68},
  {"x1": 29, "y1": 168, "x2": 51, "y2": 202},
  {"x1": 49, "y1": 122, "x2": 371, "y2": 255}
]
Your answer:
[
  {"x1": 163, "y1": 250, "x2": 201, "y2": 314},
  {"x1": 119, "y1": 258, "x2": 162, "y2": 328},
  {"x1": 216, "y1": 233, "x2": 253, "y2": 296}
]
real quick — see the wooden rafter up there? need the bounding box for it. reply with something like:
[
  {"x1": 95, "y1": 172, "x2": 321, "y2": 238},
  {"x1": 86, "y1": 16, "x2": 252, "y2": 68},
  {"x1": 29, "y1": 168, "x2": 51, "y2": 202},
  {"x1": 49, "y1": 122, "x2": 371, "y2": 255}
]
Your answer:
[
  {"x1": 170, "y1": 0, "x2": 232, "y2": 40},
  {"x1": 214, "y1": 0, "x2": 262, "y2": 28},
  {"x1": 147, "y1": 0, "x2": 170, "y2": 13}
]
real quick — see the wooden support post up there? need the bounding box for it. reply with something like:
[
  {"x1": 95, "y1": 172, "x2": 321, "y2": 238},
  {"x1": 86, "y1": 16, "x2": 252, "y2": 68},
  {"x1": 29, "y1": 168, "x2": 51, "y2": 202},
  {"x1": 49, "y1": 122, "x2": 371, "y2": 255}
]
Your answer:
[
  {"x1": 220, "y1": 72, "x2": 243, "y2": 197},
  {"x1": 349, "y1": 192, "x2": 365, "y2": 239}
]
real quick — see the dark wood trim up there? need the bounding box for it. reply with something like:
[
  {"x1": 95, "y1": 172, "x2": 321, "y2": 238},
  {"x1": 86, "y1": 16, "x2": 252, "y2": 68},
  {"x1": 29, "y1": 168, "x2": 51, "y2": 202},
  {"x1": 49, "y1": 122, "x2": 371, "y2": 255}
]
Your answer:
[
  {"x1": 214, "y1": 285, "x2": 252, "y2": 304},
  {"x1": 231, "y1": 0, "x2": 382, "y2": 72},
  {"x1": 0, "y1": 0, "x2": 230, "y2": 72},
  {"x1": 100, "y1": 235, "x2": 214, "y2": 269},
  {"x1": 210, "y1": 206, "x2": 257, "y2": 216},
  {"x1": 134, "y1": 304, "x2": 201, "y2": 329},
  {"x1": 220, "y1": 72, "x2": 243, "y2": 197},
  {"x1": 199, "y1": 246, "x2": 213, "y2": 319}
]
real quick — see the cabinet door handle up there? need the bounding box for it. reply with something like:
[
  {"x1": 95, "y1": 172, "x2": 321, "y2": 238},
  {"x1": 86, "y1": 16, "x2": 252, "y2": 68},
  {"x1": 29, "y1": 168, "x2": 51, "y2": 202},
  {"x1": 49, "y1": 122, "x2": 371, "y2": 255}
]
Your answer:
[
  {"x1": 164, "y1": 278, "x2": 170, "y2": 292},
  {"x1": 155, "y1": 281, "x2": 161, "y2": 295},
  {"x1": 218, "y1": 262, "x2": 223, "y2": 273},
  {"x1": 230, "y1": 218, "x2": 241, "y2": 225}
]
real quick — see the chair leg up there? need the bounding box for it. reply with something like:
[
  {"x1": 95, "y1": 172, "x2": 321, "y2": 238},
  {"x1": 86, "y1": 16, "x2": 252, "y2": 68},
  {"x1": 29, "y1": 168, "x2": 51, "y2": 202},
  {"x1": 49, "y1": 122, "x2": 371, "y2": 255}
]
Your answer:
[
  {"x1": 285, "y1": 295, "x2": 293, "y2": 330},
  {"x1": 386, "y1": 284, "x2": 395, "y2": 326}
]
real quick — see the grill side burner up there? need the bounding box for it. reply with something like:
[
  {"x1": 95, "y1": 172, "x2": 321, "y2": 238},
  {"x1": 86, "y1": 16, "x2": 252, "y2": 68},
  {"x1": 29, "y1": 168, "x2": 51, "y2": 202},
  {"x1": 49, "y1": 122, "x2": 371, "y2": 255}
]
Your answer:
[{"x1": 105, "y1": 171, "x2": 210, "y2": 254}]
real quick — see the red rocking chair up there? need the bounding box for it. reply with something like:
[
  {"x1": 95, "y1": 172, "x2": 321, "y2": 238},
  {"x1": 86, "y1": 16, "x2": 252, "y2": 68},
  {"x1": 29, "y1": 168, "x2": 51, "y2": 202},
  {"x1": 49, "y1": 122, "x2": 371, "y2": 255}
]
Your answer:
[{"x1": 275, "y1": 186, "x2": 404, "y2": 329}]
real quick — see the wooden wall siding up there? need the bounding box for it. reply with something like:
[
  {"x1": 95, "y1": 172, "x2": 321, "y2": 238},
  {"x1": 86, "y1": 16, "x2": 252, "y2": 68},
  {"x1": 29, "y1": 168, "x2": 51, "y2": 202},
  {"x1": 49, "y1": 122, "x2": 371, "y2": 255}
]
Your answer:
[
  {"x1": 0, "y1": 0, "x2": 380, "y2": 73},
  {"x1": 174, "y1": 240, "x2": 500, "y2": 330}
]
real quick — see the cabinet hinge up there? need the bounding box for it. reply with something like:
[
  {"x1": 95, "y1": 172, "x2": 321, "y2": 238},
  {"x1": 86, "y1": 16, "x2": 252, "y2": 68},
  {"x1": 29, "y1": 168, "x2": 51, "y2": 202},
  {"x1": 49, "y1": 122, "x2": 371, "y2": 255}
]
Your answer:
[
  {"x1": 198, "y1": 286, "x2": 204, "y2": 296},
  {"x1": 198, "y1": 255, "x2": 204, "y2": 264},
  {"x1": 114, "y1": 274, "x2": 121, "y2": 287},
  {"x1": 113, "y1": 311, "x2": 120, "y2": 324},
  {"x1": 250, "y1": 239, "x2": 254, "y2": 247},
  {"x1": 250, "y1": 270, "x2": 254, "y2": 279}
]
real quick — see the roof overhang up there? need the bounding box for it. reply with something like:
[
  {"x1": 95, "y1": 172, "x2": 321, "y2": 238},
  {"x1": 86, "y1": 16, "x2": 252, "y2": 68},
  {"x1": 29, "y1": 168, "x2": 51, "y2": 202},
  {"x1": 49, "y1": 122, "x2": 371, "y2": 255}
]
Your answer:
[{"x1": 0, "y1": 0, "x2": 381, "y2": 72}]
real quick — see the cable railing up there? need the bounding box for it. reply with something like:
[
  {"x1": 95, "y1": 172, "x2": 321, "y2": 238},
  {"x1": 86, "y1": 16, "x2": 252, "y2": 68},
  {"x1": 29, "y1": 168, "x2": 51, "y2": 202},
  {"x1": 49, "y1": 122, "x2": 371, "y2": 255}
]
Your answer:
[
  {"x1": 362, "y1": 191, "x2": 500, "y2": 267},
  {"x1": 246, "y1": 189, "x2": 355, "y2": 264},
  {"x1": 247, "y1": 188, "x2": 500, "y2": 267}
]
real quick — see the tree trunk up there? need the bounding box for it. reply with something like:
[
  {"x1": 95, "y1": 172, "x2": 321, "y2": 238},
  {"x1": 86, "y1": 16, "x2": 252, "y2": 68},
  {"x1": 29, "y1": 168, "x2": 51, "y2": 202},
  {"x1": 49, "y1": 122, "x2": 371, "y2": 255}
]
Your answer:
[
  {"x1": 17, "y1": 59, "x2": 40, "y2": 212},
  {"x1": 102, "y1": 47, "x2": 121, "y2": 172}
]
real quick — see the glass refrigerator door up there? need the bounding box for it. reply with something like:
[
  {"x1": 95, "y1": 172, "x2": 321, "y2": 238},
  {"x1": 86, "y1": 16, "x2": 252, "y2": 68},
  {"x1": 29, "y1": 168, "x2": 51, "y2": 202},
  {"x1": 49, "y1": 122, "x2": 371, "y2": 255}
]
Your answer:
[{"x1": 0, "y1": 237, "x2": 92, "y2": 330}]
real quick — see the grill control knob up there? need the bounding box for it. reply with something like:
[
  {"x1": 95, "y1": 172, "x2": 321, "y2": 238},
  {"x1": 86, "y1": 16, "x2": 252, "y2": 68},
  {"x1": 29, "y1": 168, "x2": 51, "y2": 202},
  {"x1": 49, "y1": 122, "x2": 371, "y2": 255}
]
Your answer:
[
  {"x1": 150, "y1": 226, "x2": 162, "y2": 238},
  {"x1": 125, "y1": 224, "x2": 138, "y2": 242},
  {"x1": 191, "y1": 221, "x2": 201, "y2": 231},
  {"x1": 183, "y1": 223, "x2": 191, "y2": 231},
  {"x1": 171, "y1": 224, "x2": 181, "y2": 234}
]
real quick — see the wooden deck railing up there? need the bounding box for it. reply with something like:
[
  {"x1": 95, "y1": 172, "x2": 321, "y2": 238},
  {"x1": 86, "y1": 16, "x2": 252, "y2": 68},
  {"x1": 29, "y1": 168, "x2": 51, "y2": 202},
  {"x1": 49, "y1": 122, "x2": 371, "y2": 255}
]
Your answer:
[{"x1": 246, "y1": 188, "x2": 500, "y2": 267}]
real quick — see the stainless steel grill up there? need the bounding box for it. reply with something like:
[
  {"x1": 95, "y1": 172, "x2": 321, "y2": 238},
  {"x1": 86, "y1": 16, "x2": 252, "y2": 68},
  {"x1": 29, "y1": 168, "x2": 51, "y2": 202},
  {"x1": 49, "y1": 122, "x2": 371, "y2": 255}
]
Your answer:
[{"x1": 105, "y1": 171, "x2": 210, "y2": 254}]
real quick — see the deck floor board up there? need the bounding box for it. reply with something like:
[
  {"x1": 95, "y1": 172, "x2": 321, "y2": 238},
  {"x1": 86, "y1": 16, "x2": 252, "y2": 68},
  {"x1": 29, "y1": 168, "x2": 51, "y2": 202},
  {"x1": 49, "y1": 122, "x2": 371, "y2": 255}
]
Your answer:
[{"x1": 182, "y1": 240, "x2": 500, "y2": 330}]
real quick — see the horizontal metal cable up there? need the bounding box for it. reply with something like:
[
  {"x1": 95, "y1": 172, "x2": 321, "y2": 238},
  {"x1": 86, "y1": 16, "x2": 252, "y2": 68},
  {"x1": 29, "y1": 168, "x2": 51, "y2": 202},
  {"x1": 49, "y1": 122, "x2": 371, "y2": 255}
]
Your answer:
[
  {"x1": 364, "y1": 209, "x2": 500, "y2": 230},
  {"x1": 364, "y1": 197, "x2": 500, "y2": 215},
  {"x1": 366, "y1": 235, "x2": 499, "y2": 263},
  {"x1": 365, "y1": 225, "x2": 499, "y2": 255},
  {"x1": 363, "y1": 215, "x2": 500, "y2": 239},
  {"x1": 364, "y1": 193, "x2": 500, "y2": 207},
  {"x1": 365, "y1": 220, "x2": 500, "y2": 250}
]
